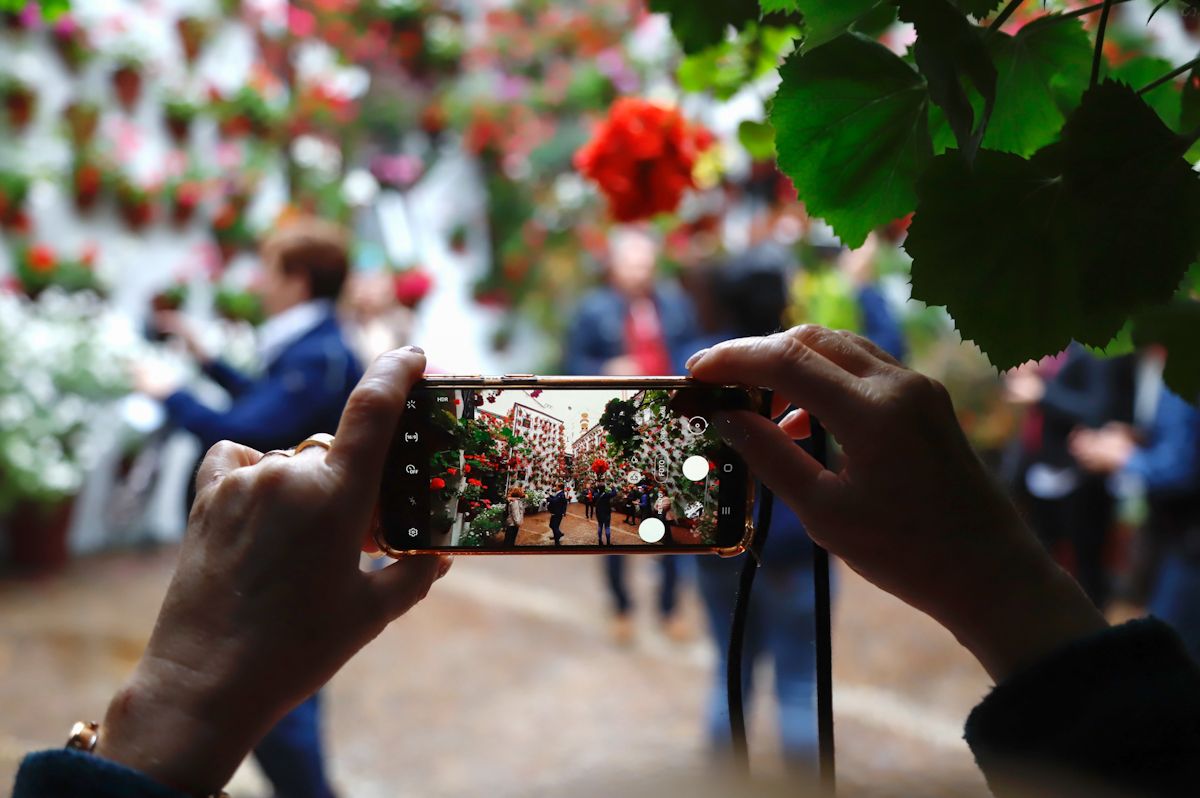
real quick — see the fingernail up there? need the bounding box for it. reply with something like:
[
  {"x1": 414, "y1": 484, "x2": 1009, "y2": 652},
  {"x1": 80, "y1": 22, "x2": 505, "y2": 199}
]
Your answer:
[
  {"x1": 685, "y1": 348, "x2": 709, "y2": 371},
  {"x1": 402, "y1": 345, "x2": 425, "y2": 355}
]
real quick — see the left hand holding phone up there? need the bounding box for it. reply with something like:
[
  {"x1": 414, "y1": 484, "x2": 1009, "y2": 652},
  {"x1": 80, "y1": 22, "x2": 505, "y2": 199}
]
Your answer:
[{"x1": 94, "y1": 346, "x2": 451, "y2": 797}]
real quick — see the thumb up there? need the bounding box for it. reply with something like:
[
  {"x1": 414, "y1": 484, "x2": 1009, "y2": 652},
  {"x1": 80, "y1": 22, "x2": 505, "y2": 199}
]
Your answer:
[
  {"x1": 194, "y1": 440, "x2": 263, "y2": 498},
  {"x1": 365, "y1": 555, "x2": 452, "y2": 623}
]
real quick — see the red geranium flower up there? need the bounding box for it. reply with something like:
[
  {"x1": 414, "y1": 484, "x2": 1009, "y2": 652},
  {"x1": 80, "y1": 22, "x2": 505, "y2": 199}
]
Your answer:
[
  {"x1": 574, "y1": 97, "x2": 715, "y2": 222},
  {"x1": 430, "y1": 477, "x2": 446, "y2": 490},
  {"x1": 393, "y1": 269, "x2": 434, "y2": 309},
  {"x1": 447, "y1": 467, "x2": 458, "y2": 475},
  {"x1": 463, "y1": 464, "x2": 471, "y2": 473},
  {"x1": 591, "y1": 458, "x2": 609, "y2": 474},
  {"x1": 468, "y1": 478, "x2": 483, "y2": 487},
  {"x1": 28, "y1": 244, "x2": 56, "y2": 273}
]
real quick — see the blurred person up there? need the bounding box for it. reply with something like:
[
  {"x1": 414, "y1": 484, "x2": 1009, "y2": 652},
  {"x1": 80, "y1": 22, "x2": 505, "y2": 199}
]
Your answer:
[
  {"x1": 548, "y1": 482, "x2": 568, "y2": 546},
  {"x1": 836, "y1": 233, "x2": 907, "y2": 365},
  {"x1": 583, "y1": 482, "x2": 595, "y2": 519},
  {"x1": 685, "y1": 240, "x2": 907, "y2": 773},
  {"x1": 20, "y1": 338, "x2": 1200, "y2": 798},
  {"x1": 622, "y1": 484, "x2": 639, "y2": 524},
  {"x1": 342, "y1": 269, "x2": 414, "y2": 363},
  {"x1": 1071, "y1": 346, "x2": 1200, "y2": 660},
  {"x1": 503, "y1": 485, "x2": 526, "y2": 547},
  {"x1": 133, "y1": 218, "x2": 362, "y2": 798},
  {"x1": 565, "y1": 226, "x2": 700, "y2": 644},
  {"x1": 1004, "y1": 344, "x2": 1135, "y2": 609},
  {"x1": 594, "y1": 482, "x2": 617, "y2": 546}
]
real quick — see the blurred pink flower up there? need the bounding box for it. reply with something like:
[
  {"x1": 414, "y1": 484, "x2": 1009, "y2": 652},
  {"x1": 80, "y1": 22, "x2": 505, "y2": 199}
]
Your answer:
[{"x1": 288, "y1": 6, "x2": 316, "y2": 38}]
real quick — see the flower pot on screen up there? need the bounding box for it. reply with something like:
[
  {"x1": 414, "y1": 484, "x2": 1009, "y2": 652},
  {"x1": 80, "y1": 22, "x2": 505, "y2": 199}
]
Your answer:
[
  {"x1": 176, "y1": 16, "x2": 211, "y2": 63},
  {"x1": 163, "y1": 99, "x2": 198, "y2": 146},
  {"x1": 72, "y1": 161, "x2": 103, "y2": 212},
  {"x1": 63, "y1": 101, "x2": 99, "y2": 146},
  {"x1": 2, "y1": 81, "x2": 36, "y2": 132},
  {"x1": 50, "y1": 16, "x2": 91, "y2": 71},
  {"x1": 169, "y1": 182, "x2": 203, "y2": 226},
  {"x1": 111, "y1": 64, "x2": 143, "y2": 112},
  {"x1": 6, "y1": 499, "x2": 75, "y2": 576}
]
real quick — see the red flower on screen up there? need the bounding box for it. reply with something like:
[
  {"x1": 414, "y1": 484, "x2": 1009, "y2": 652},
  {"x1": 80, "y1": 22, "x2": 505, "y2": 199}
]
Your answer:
[
  {"x1": 463, "y1": 464, "x2": 471, "y2": 473},
  {"x1": 468, "y1": 478, "x2": 483, "y2": 487},
  {"x1": 430, "y1": 477, "x2": 446, "y2": 490},
  {"x1": 574, "y1": 98, "x2": 715, "y2": 222},
  {"x1": 28, "y1": 244, "x2": 56, "y2": 273},
  {"x1": 591, "y1": 458, "x2": 609, "y2": 474},
  {"x1": 446, "y1": 467, "x2": 457, "y2": 475}
]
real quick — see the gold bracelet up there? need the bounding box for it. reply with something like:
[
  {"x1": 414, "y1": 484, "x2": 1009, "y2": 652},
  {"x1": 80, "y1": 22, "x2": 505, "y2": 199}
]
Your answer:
[{"x1": 66, "y1": 721, "x2": 230, "y2": 798}]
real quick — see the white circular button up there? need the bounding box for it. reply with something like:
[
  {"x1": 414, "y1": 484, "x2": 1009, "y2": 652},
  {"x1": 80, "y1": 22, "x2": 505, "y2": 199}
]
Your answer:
[
  {"x1": 682, "y1": 455, "x2": 709, "y2": 482},
  {"x1": 638, "y1": 517, "x2": 666, "y2": 543}
]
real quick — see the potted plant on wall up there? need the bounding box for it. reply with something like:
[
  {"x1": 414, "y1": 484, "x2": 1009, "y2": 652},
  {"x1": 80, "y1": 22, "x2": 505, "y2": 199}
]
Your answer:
[
  {"x1": 166, "y1": 176, "x2": 205, "y2": 226},
  {"x1": 176, "y1": 15, "x2": 212, "y2": 63},
  {"x1": 0, "y1": 170, "x2": 31, "y2": 231},
  {"x1": 71, "y1": 153, "x2": 105, "y2": 213},
  {"x1": 163, "y1": 95, "x2": 199, "y2": 145},
  {"x1": 213, "y1": 85, "x2": 281, "y2": 139},
  {"x1": 1, "y1": 74, "x2": 37, "y2": 132},
  {"x1": 110, "y1": 52, "x2": 145, "y2": 112},
  {"x1": 50, "y1": 13, "x2": 92, "y2": 71},
  {"x1": 114, "y1": 175, "x2": 157, "y2": 230},
  {"x1": 62, "y1": 100, "x2": 100, "y2": 147}
]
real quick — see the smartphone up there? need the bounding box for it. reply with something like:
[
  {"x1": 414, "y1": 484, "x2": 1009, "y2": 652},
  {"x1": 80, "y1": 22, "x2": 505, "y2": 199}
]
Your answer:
[{"x1": 375, "y1": 376, "x2": 768, "y2": 556}]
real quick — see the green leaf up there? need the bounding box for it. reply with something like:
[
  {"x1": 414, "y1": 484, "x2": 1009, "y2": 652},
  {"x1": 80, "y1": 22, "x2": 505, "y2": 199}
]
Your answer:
[
  {"x1": 1181, "y1": 61, "x2": 1200, "y2": 131},
  {"x1": 649, "y1": 0, "x2": 759, "y2": 54},
  {"x1": 771, "y1": 33, "x2": 931, "y2": 248},
  {"x1": 792, "y1": 0, "x2": 882, "y2": 51},
  {"x1": 760, "y1": 0, "x2": 800, "y2": 12},
  {"x1": 900, "y1": 0, "x2": 996, "y2": 161},
  {"x1": 1111, "y1": 55, "x2": 1181, "y2": 130},
  {"x1": 982, "y1": 15, "x2": 1092, "y2": 155},
  {"x1": 1132, "y1": 301, "x2": 1200, "y2": 399},
  {"x1": 907, "y1": 82, "x2": 1200, "y2": 369},
  {"x1": 738, "y1": 119, "x2": 777, "y2": 159}
]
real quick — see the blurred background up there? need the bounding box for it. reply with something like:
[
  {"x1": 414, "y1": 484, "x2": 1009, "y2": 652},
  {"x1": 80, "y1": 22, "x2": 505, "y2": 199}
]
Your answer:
[{"x1": 1, "y1": 1, "x2": 1198, "y2": 795}]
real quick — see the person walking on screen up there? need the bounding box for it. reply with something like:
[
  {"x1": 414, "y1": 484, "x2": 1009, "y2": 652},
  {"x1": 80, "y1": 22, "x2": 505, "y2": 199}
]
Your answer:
[
  {"x1": 132, "y1": 217, "x2": 360, "y2": 798},
  {"x1": 583, "y1": 483, "x2": 595, "y2": 519},
  {"x1": 504, "y1": 486, "x2": 526, "y2": 548},
  {"x1": 548, "y1": 482, "x2": 568, "y2": 546},
  {"x1": 594, "y1": 483, "x2": 617, "y2": 545}
]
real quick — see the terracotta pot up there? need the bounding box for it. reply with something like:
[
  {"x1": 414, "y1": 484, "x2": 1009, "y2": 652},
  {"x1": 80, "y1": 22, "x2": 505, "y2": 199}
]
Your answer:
[
  {"x1": 4, "y1": 89, "x2": 35, "y2": 131},
  {"x1": 171, "y1": 196, "x2": 198, "y2": 227},
  {"x1": 6, "y1": 498, "x2": 75, "y2": 575},
  {"x1": 165, "y1": 115, "x2": 191, "y2": 145},
  {"x1": 219, "y1": 114, "x2": 252, "y2": 138},
  {"x1": 177, "y1": 18, "x2": 208, "y2": 63},
  {"x1": 64, "y1": 103, "x2": 99, "y2": 146},
  {"x1": 112, "y1": 67, "x2": 142, "y2": 112},
  {"x1": 119, "y1": 198, "x2": 154, "y2": 230},
  {"x1": 73, "y1": 165, "x2": 103, "y2": 212},
  {"x1": 51, "y1": 33, "x2": 88, "y2": 71}
]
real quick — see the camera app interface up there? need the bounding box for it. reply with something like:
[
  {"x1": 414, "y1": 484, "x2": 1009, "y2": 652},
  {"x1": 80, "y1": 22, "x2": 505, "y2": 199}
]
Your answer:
[{"x1": 380, "y1": 386, "x2": 753, "y2": 550}]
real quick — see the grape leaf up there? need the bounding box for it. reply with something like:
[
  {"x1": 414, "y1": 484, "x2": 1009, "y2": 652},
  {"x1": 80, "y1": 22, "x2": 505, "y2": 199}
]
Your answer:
[
  {"x1": 1057, "y1": 81, "x2": 1200, "y2": 346},
  {"x1": 983, "y1": 15, "x2": 1092, "y2": 155},
  {"x1": 771, "y1": 33, "x2": 931, "y2": 248},
  {"x1": 1111, "y1": 56, "x2": 1181, "y2": 129},
  {"x1": 791, "y1": 0, "x2": 883, "y2": 50},
  {"x1": 908, "y1": 82, "x2": 1200, "y2": 369},
  {"x1": 900, "y1": 0, "x2": 996, "y2": 161},
  {"x1": 1132, "y1": 301, "x2": 1200, "y2": 400},
  {"x1": 649, "y1": 0, "x2": 759, "y2": 54}
]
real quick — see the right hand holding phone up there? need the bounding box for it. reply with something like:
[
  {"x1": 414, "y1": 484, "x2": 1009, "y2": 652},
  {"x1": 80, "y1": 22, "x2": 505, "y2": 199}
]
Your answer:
[{"x1": 687, "y1": 326, "x2": 1106, "y2": 682}]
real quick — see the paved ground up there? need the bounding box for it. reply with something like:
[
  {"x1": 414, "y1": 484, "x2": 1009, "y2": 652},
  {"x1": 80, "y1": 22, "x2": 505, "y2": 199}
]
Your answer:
[
  {"x1": 516, "y1": 505, "x2": 657, "y2": 547},
  {"x1": 0, "y1": 547, "x2": 995, "y2": 797}
]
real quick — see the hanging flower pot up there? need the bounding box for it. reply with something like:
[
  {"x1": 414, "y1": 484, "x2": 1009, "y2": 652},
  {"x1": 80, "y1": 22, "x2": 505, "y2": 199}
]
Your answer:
[
  {"x1": 1, "y1": 77, "x2": 36, "y2": 132},
  {"x1": 163, "y1": 97, "x2": 198, "y2": 145},
  {"x1": 176, "y1": 16, "x2": 212, "y2": 63},
  {"x1": 72, "y1": 158, "x2": 104, "y2": 213},
  {"x1": 6, "y1": 498, "x2": 76, "y2": 575},
  {"x1": 168, "y1": 180, "x2": 203, "y2": 226},
  {"x1": 115, "y1": 178, "x2": 156, "y2": 230},
  {"x1": 50, "y1": 15, "x2": 91, "y2": 71},
  {"x1": 111, "y1": 58, "x2": 144, "y2": 112},
  {"x1": 62, "y1": 100, "x2": 99, "y2": 147},
  {"x1": 151, "y1": 282, "x2": 188, "y2": 313},
  {"x1": 0, "y1": 170, "x2": 31, "y2": 229}
]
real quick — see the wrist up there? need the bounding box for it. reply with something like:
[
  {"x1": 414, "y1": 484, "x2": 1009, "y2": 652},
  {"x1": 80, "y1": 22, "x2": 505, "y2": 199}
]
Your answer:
[
  {"x1": 937, "y1": 532, "x2": 1107, "y2": 683},
  {"x1": 94, "y1": 655, "x2": 267, "y2": 795}
]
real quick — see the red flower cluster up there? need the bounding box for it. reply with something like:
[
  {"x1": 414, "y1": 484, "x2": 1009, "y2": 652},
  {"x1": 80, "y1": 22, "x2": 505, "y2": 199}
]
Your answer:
[
  {"x1": 430, "y1": 477, "x2": 446, "y2": 490},
  {"x1": 393, "y1": 269, "x2": 434, "y2": 309},
  {"x1": 591, "y1": 458, "x2": 609, "y2": 474},
  {"x1": 574, "y1": 98, "x2": 715, "y2": 222},
  {"x1": 28, "y1": 244, "x2": 56, "y2": 273}
]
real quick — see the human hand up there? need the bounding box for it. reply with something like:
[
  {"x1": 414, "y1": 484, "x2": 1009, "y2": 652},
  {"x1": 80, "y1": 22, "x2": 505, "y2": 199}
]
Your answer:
[
  {"x1": 687, "y1": 326, "x2": 1105, "y2": 682},
  {"x1": 95, "y1": 346, "x2": 450, "y2": 795},
  {"x1": 130, "y1": 362, "x2": 180, "y2": 400},
  {"x1": 154, "y1": 310, "x2": 210, "y2": 363},
  {"x1": 1003, "y1": 367, "x2": 1045, "y2": 406},
  {"x1": 1070, "y1": 423, "x2": 1136, "y2": 474}
]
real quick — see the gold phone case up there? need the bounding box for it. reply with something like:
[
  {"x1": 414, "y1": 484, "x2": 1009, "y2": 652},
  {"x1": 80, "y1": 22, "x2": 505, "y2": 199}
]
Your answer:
[{"x1": 375, "y1": 375, "x2": 762, "y2": 558}]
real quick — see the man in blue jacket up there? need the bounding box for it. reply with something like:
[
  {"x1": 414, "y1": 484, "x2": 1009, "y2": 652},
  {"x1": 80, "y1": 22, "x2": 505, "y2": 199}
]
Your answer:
[{"x1": 134, "y1": 218, "x2": 363, "y2": 798}]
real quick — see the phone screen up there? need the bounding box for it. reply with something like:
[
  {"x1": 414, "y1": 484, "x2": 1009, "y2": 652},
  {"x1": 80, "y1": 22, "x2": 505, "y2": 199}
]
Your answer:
[{"x1": 378, "y1": 382, "x2": 761, "y2": 553}]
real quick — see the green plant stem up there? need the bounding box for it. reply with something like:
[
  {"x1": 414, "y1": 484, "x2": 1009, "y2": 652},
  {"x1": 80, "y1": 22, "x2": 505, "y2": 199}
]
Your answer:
[
  {"x1": 1139, "y1": 54, "x2": 1200, "y2": 96},
  {"x1": 987, "y1": 0, "x2": 1026, "y2": 34},
  {"x1": 1091, "y1": 0, "x2": 1115, "y2": 88}
]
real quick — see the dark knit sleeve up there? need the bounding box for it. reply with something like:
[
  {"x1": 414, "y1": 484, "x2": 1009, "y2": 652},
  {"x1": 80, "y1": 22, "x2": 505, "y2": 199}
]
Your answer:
[
  {"x1": 965, "y1": 618, "x2": 1200, "y2": 797},
  {"x1": 13, "y1": 749, "x2": 190, "y2": 798}
]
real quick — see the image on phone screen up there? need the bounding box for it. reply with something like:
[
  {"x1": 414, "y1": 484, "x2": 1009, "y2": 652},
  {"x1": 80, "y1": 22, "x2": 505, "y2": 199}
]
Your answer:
[{"x1": 378, "y1": 384, "x2": 759, "y2": 552}]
